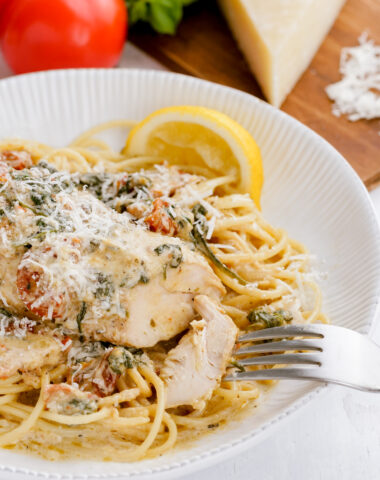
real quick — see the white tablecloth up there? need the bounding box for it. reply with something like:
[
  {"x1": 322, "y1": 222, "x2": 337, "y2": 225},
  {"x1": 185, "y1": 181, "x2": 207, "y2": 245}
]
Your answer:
[{"x1": 1, "y1": 43, "x2": 380, "y2": 480}]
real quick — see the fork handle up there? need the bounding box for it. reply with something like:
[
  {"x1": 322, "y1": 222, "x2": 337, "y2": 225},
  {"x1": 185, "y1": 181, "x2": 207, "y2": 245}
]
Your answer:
[{"x1": 224, "y1": 369, "x2": 380, "y2": 392}]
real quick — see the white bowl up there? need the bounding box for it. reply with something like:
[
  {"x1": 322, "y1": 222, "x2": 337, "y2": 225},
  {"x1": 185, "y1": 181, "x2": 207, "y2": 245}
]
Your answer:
[{"x1": 0, "y1": 69, "x2": 379, "y2": 480}]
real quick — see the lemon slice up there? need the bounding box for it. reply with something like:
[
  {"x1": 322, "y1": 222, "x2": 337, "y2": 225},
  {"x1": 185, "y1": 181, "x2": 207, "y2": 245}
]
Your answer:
[{"x1": 125, "y1": 105, "x2": 263, "y2": 208}]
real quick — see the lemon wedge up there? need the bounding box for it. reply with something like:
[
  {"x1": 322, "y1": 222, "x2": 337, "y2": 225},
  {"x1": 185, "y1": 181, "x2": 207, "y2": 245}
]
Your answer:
[{"x1": 125, "y1": 105, "x2": 263, "y2": 208}]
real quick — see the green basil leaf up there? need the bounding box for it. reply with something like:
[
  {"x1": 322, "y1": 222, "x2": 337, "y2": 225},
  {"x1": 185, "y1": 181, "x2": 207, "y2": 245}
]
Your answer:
[
  {"x1": 150, "y1": 0, "x2": 183, "y2": 35},
  {"x1": 126, "y1": 0, "x2": 194, "y2": 34},
  {"x1": 127, "y1": 1, "x2": 149, "y2": 25}
]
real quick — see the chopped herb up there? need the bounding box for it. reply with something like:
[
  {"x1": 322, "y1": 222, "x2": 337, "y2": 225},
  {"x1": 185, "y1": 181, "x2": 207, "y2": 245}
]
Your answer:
[
  {"x1": 6, "y1": 167, "x2": 73, "y2": 219},
  {"x1": 76, "y1": 302, "x2": 87, "y2": 334},
  {"x1": 11, "y1": 173, "x2": 30, "y2": 181},
  {"x1": 119, "y1": 266, "x2": 149, "y2": 288},
  {"x1": 78, "y1": 173, "x2": 112, "y2": 200},
  {"x1": 116, "y1": 184, "x2": 129, "y2": 196},
  {"x1": 30, "y1": 192, "x2": 46, "y2": 206},
  {"x1": 154, "y1": 244, "x2": 183, "y2": 268},
  {"x1": 166, "y1": 206, "x2": 175, "y2": 220},
  {"x1": 88, "y1": 239, "x2": 100, "y2": 253},
  {"x1": 36, "y1": 218, "x2": 48, "y2": 228},
  {"x1": 117, "y1": 174, "x2": 152, "y2": 197},
  {"x1": 67, "y1": 397, "x2": 97, "y2": 415},
  {"x1": 79, "y1": 173, "x2": 105, "y2": 188},
  {"x1": 94, "y1": 273, "x2": 114, "y2": 299},
  {"x1": 192, "y1": 203, "x2": 208, "y2": 236},
  {"x1": 13, "y1": 219, "x2": 58, "y2": 246},
  {"x1": 0, "y1": 307, "x2": 12, "y2": 317},
  {"x1": 193, "y1": 203, "x2": 207, "y2": 217},
  {"x1": 17, "y1": 199, "x2": 47, "y2": 217},
  {"x1": 71, "y1": 341, "x2": 105, "y2": 364},
  {"x1": 247, "y1": 308, "x2": 293, "y2": 329},
  {"x1": 31, "y1": 218, "x2": 62, "y2": 239},
  {"x1": 139, "y1": 273, "x2": 149, "y2": 284},
  {"x1": 37, "y1": 161, "x2": 57, "y2": 173},
  {"x1": 190, "y1": 204, "x2": 247, "y2": 284},
  {"x1": 207, "y1": 423, "x2": 220, "y2": 429},
  {"x1": 52, "y1": 179, "x2": 73, "y2": 194},
  {"x1": 5, "y1": 201, "x2": 14, "y2": 213},
  {"x1": 229, "y1": 360, "x2": 246, "y2": 372},
  {"x1": 191, "y1": 226, "x2": 247, "y2": 285},
  {"x1": 108, "y1": 346, "x2": 144, "y2": 374}
]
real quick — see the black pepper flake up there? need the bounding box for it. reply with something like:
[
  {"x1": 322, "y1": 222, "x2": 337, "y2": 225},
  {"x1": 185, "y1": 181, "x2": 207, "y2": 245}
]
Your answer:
[{"x1": 207, "y1": 423, "x2": 219, "y2": 429}]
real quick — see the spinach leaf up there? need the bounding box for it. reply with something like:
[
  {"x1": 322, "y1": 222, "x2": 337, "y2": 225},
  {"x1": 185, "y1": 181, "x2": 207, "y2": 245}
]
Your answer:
[
  {"x1": 190, "y1": 203, "x2": 247, "y2": 285},
  {"x1": 154, "y1": 243, "x2": 183, "y2": 268},
  {"x1": 247, "y1": 309, "x2": 293, "y2": 329},
  {"x1": 0, "y1": 307, "x2": 12, "y2": 318},
  {"x1": 229, "y1": 360, "x2": 246, "y2": 372},
  {"x1": 76, "y1": 302, "x2": 87, "y2": 334},
  {"x1": 108, "y1": 347, "x2": 144, "y2": 374},
  {"x1": 94, "y1": 273, "x2": 114, "y2": 299}
]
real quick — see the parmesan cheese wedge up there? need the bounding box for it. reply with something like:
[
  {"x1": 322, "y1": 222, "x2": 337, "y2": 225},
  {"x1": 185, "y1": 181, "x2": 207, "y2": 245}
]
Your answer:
[{"x1": 218, "y1": 0, "x2": 346, "y2": 107}]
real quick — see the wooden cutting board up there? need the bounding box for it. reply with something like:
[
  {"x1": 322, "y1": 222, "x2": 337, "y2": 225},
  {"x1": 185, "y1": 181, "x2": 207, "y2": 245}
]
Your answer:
[{"x1": 130, "y1": 0, "x2": 380, "y2": 189}]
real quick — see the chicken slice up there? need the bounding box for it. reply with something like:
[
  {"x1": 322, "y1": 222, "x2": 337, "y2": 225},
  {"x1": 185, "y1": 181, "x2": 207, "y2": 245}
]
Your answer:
[
  {"x1": 91, "y1": 276, "x2": 195, "y2": 348},
  {"x1": 15, "y1": 192, "x2": 225, "y2": 348},
  {"x1": 88, "y1": 257, "x2": 226, "y2": 348},
  {"x1": 0, "y1": 334, "x2": 62, "y2": 378},
  {"x1": 0, "y1": 160, "x2": 225, "y2": 348},
  {"x1": 0, "y1": 204, "x2": 39, "y2": 316},
  {"x1": 161, "y1": 295, "x2": 238, "y2": 408}
]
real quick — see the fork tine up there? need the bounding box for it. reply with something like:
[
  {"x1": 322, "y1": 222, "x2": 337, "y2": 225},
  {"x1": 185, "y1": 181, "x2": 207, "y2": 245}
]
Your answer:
[
  {"x1": 238, "y1": 325, "x2": 324, "y2": 343},
  {"x1": 224, "y1": 367, "x2": 321, "y2": 382},
  {"x1": 234, "y1": 339, "x2": 322, "y2": 355},
  {"x1": 237, "y1": 352, "x2": 321, "y2": 366}
]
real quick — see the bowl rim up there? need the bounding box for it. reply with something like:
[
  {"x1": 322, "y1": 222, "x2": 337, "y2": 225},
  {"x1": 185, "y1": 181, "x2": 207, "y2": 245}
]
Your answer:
[{"x1": 0, "y1": 67, "x2": 379, "y2": 479}]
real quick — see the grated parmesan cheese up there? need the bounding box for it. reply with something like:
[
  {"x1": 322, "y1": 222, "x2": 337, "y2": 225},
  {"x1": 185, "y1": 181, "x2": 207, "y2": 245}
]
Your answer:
[
  {"x1": 326, "y1": 33, "x2": 380, "y2": 121},
  {"x1": 205, "y1": 215, "x2": 216, "y2": 240},
  {"x1": 0, "y1": 314, "x2": 36, "y2": 339}
]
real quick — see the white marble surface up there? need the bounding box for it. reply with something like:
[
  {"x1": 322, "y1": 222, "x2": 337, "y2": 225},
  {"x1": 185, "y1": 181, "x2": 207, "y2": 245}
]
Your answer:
[{"x1": 1, "y1": 43, "x2": 380, "y2": 480}]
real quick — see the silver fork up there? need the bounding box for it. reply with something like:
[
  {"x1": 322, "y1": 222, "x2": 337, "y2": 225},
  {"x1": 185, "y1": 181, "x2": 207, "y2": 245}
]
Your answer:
[{"x1": 224, "y1": 324, "x2": 380, "y2": 392}]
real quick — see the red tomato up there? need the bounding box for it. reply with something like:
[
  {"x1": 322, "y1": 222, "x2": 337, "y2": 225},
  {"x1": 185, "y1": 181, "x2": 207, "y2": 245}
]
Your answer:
[
  {"x1": 17, "y1": 264, "x2": 66, "y2": 319},
  {"x1": 145, "y1": 199, "x2": 179, "y2": 236},
  {"x1": 0, "y1": 0, "x2": 8, "y2": 14},
  {"x1": 0, "y1": 150, "x2": 33, "y2": 169},
  {"x1": 0, "y1": 0, "x2": 127, "y2": 74}
]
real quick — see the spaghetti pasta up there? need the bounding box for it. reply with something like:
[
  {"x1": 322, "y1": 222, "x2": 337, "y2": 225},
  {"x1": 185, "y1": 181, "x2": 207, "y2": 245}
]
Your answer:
[{"x1": 0, "y1": 119, "x2": 326, "y2": 461}]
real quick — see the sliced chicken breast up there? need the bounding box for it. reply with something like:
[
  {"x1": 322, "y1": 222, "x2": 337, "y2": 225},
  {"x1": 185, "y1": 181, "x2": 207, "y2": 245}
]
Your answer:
[
  {"x1": 0, "y1": 161, "x2": 225, "y2": 348},
  {"x1": 16, "y1": 192, "x2": 225, "y2": 348},
  {"x1": 88, "y1": 254, "x2": 225, "y2": 348},
  {"x1": 0, "y1": 334, "x2": 62, "y2": 378},
  {"x1": 0, "y1": 202, "x2": 39, "y2": 315},
  {"x1": 92, "y1": 276, "x2": 195, "y2": 348},
  {"x1": 161, "y1": 295, "x2": 238, "y2": 408}
]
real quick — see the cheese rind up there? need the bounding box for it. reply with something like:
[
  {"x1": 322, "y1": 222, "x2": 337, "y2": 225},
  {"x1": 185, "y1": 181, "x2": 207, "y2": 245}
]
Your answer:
[{"x1": 219, "y1": 0, "x2": 346, "y2": 107}]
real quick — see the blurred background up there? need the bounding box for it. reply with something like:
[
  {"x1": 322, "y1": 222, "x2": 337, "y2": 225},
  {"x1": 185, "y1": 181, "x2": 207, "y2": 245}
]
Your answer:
[
  {"x1": 0, "y1": 0, "x2": 379, "y2": 190},
  {"x1": 0, "y1": 1, "x2": 379, "y2": 479}
]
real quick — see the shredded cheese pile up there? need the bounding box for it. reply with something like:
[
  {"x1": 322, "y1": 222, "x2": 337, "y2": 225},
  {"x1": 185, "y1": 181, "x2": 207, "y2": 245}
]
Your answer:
[
  {"x1": 0, "y1": 314, "x2": 36, "y2": 339},
  {"x1": 326, "y1": 33, "x2": 380, "y2": 121}
]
